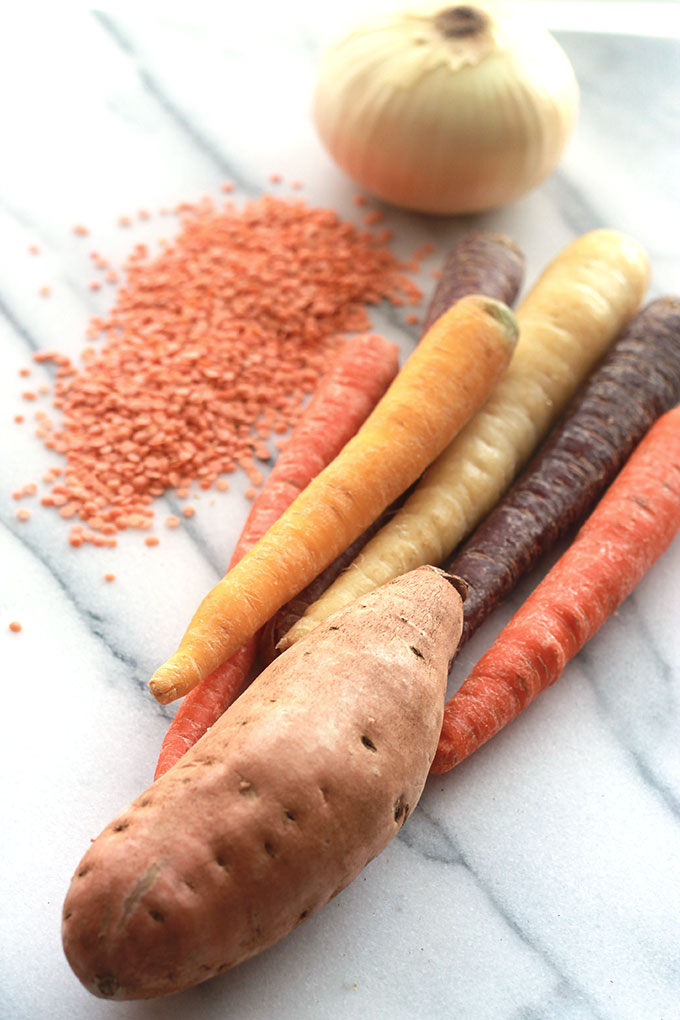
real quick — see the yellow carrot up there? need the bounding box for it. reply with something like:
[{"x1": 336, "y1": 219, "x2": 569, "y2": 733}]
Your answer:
[
  {"x1": 281, "y1": 228, "x2": 649, "y2": 648},
  {"x1": 149, "y1": 295, "x2": 518, "y2": 703}
]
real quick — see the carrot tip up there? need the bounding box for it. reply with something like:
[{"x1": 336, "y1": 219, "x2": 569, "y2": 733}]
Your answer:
[
  {"x1": 149, "y1": 657, "x2": 198, "y2": 704},
  {"x1": 148, "y1": 676, "x2": 178, "y2": 705}
]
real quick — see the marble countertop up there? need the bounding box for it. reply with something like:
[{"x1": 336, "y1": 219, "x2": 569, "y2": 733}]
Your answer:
[{"x1": 2, "y1": 5, "x2": 679, "y2": 1019}]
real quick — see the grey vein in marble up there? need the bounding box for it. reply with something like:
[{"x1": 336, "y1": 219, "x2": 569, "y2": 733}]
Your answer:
[
  {"x1": 92, "y1": 10, "x2": 259, "y2": 196},
  {"x1": 578, "y1": 598, "x2": 680, "y2": 817},
  {"x1": 399, "y1": 805, "x2": 611, "y2": 1020}
]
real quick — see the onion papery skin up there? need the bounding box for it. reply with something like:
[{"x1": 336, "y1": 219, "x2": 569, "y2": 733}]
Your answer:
[{"x1": 313, "y1": 5, "x2": 579, "y2": 214}]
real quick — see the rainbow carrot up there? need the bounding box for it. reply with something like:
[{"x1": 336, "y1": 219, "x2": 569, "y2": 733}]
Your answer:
[
  {"x1": 149, "y1": 295, "x2": 519, "y2": 704},
  {"x1": 432, "y1": 406, "x2": 680, "y2": 773},
  {"x1": 261, "y1": 231, "x2": 525, "y2": 661},
  {"x1": 421, "y1": 232, "x2": 524, "y2": 331},
  {"x1": 154, "y1": 332, "x2": 399, "y2": 775},
  {"x1": 158, "y1": 232, "x2": 524, "y2": 751},
  {"x1": 449, "y1": 296, "x2": 680, "y2": 650},
  {"x1": 279, "y1": 229, "x2": 650, "y2": 649}
]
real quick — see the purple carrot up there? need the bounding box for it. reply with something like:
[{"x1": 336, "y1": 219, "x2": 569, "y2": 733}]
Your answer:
[{"x1": 446, "y1": 296, "x2": 680, "y2": 650}]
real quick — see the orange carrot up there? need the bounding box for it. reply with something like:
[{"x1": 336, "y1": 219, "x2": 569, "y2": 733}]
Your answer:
[
  {"x1": 432, "y1": 406, "x2": 680, "y2": 773},
  {"x1": 149, "y1": 295, "x2": 519, "y2": 704},
  {"x1": 154, "y1": 333, "x2": 400, "y2": 776},
  {"x1": 231, "y1": 333, "x2": 402, "y2": 561},
  {"x1": 261, "y1": 232, "x2": 525, "y2": 661}
]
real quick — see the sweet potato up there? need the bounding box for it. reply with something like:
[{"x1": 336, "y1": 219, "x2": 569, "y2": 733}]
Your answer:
[{"x1": 62, "y1": 566, "x2": 464, "y2": 1000}]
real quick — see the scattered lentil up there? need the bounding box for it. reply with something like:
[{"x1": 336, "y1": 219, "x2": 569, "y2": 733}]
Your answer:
[
  {"x1": 414, "y1": 242, "x2": 435, "y2": 259},
  {"x1": 26, "y1": 192, "x2": 422, "y2": 546},
  {"x1": 9, "y1": 621, "x2": 22, "y2": 633},
  {"x1": 12, "y1": 484, "x2": 38, "y2": 499},
  {"x1": 16, "y1": 508, "x2": 31, "y2": 521},
  {"x1": 165, "y1": 515, "x2": 180, "y2": 528},
  {"x1": 145, "y1": 536, "x2": 160, "y2": 547}
]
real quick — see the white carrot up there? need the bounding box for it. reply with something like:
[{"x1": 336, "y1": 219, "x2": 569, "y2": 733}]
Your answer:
[{"x1": 280, "y1": 229, "x2": 649, "y2": 649}]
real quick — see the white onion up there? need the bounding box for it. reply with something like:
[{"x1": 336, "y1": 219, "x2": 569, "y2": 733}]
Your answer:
[{"x1": 313, "y1": 3, "x2": 579, "y2": 214}]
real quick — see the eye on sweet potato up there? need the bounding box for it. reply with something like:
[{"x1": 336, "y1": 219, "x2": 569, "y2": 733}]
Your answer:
[{"x1": 62, "y1": 565, "x2": 464, "y2": 1000}]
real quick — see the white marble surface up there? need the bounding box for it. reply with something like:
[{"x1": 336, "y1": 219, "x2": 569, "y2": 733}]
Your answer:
[{"x1": 2, "y1": 5, "x2": 680, "y2": 1019}]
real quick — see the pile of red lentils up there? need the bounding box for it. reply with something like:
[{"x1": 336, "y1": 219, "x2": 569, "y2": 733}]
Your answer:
[{"x1": 15, "y1": 189, "x2": 423, "y2": 549}]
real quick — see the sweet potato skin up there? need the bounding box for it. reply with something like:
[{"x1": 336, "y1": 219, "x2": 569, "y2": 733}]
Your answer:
[{"x1": 62, "y1": 567, "x2": 463, "y2": 1000}]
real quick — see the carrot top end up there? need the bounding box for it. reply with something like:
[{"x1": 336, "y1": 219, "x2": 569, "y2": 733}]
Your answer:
[{"x1": 477, "y1": 296, "x2": 519, "y2": 346}]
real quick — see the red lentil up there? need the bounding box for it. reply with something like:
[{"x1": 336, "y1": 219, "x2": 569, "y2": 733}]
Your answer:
[
  {"x1": 28, "y1": 193, "x2": 421, "y2": 545},
  {"x1": 104, "y1": 572, "x2": 116, "y2": 581},
  {"x1": 145, "y1": 535, "x2": 160, "y2": 547},
  {"x1": 413, "y1": 242, "x2": 435, "y2": 260},
  {"x1": 12, "y1": 483, "x2": 38, "y2": 499},
  {"x1": 16, "y1": 508, "x2": 31, "y2": 521},
  {"x1": 73, "y1": 225, "x2": 89, "y2": 236},
  {"x1": 182, "y1": 506, "x2": 196, "y2": 518},
  {"x1": 9, "y1": 621, "x2": 22, "y2": 633}
]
